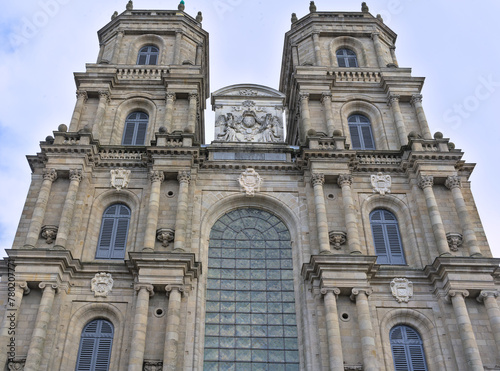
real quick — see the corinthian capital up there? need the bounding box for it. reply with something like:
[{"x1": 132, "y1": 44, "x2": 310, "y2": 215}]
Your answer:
[
  {"x1": 337, "y1": 174, "x2": 353, "y2": 187},
  {"x1": 410, "y1": 94, "x2": 423, "y2": 106},
  {"x1": 166, "y1": 92, "x2": 176, "y2": 101},
  {"x1": 149, "y1": 170, "x2": 165, "y2": 183},
  {"x1": 69, "y1": 169, "x2": 83, "y2": 182},
  {"x1": 299, "y1": 92, "x2": 310, "y2": 102},
  {"x1": 43, "y1": 168, "x2": 58, "y2": 182},
  {"x1": 321, "y1": 92, "x2": 332, "y2": 104},
  {"x1": 98, "y1": 91, "x2": 110, "y2": 103},
  {"x1": 445, "y1": 176, "x2": 462, "y2": 190},
  {"x1": 418, "y1": 175, "x2": 433, "y2": 189},
  {"x1": 178, "y1": 171, "x2": 191, "y2": 184},
  {"x1": 311, "y1": 173, "x2": 325, "y2": 187},
  {"x1": 189, "y1": 92, "x2": 199, "y2": 101},
  {"x1": 387, "y1": 94, "x2": 400, "y2": 106},
  {"x1": 76, "y1": 90, "x2": 88, "y2": 101}
]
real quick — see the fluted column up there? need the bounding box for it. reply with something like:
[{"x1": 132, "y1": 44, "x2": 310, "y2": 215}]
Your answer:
[
  {"x1": 163, "y1": 285, "x2": 184, "y2": 371},
  {"x1": 69, "y1": 91, "x2": 87, "y2": 131},
  {"x1": 351, "y1": 289, "x2": 378, "y2": 371},
  {"x1": 371, "y1": 32, "x2": 386, "y2": 68},
  {"x1": 173, "y1": 171, "x2": 191, "y2": 251},
  {"x1": 173, "y1": 31, "x2": 182, "y2": 65},
  {"x1": 24, "y1": 283, "x2": 58, "y2": 371},
  {"x1": 54, "y1": 169, "x2": 82, "y2": 249},
  {"x1": 311, "y1": 173, "x2": 331, "y2": 254},
  {"x1": 321, "y1": 92, "x2": 335, "y2": 137},
  {"x1": 448, "y1": 290, "x2": 484, "y2": 371},
  {"x1": 418, "y1": 175, "x2": 451, "y2": 256},
  {"x1": 410, "y1": 94, "x2": 433, "y2": 140},
  {"x1": 312, "y1": 33, "x2": 321, "y2": 66},
  {"x1": 25, "y1": 169, "x2": 57, "y2": 248},
  {"x1": 389, "y1": 45, "x2": 398, "y2": 67},
  {"x1": 187, "y1": 93, "x2": 198, "y2": 134},
  {"x1": 144, "y1": 171, "x2": 165, "y2": 251},
  {"x1": 128, "y1": 284, "x2": 154, "y2": 371},
  {"x1": 164, "y1": 92, "x2": 176, "y2": 132},
  {"x1": 299, "y1": 92, "x2": 312, "y2": 145},
  {"x1": 321, "y1": 288, "x2": 343, "y2": 371},
  {"x1": 445, "y1": 176, "x2": 481, "y2": 257},
  {"x1": 338, "y1": 174, "x2": 362, "y2": 254},
  {"x1": 92, "y1": 91, "x2": 110, "y2": 138},
  {"x1": 477, "y1": 290, "x2": 500, "y2": 363},
  {"x1": 387, "y1": 94, "x2": 407, "y2": 146},
  {"x1": 0, "y1": 282, "x2": 29, "y2": 369}
]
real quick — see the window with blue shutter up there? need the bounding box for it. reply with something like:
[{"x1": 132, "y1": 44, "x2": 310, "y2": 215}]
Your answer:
[
  {"x1": 137, "y1": 45, "x2": 159, "y2": 65},
  {"x1": 336, "y1": 48, "x2": 358, "y2": 67},
  {"x1": 370, "y1": 209, "x2": 405, "y2": 265},
  {"x1": 122, "y1": 112, "x2": 149, "y2": 146},
  {"x1": 390, "y1": 325, "x2": 428, "y2": 371},
  {"x1": 96, "y1": 204, "x2": 130, "y2": 260},
  {"x1": 348, "y1": 114, "x2": 375, "y2": 150},
  {"x1": 76, "y1": 319, "x2": 114, "y2": 371}
]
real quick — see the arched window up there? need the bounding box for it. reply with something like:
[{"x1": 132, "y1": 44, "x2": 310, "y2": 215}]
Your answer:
[
  {"x1": 370, "y1": 209, "x2": 405, "y2": 265},
  {"x1": 137, "y1": 45, "x2": 159, "y2": 65},
  {"x1": 336, "y1": 48, "x2": 358, "y2": 67},
  {"x1": 96, "y1": 204, "x2": 130, "y2": 260},
  {"x1": 348, "y1": 114, "x2": 375, "y2": 150},
  {"x1": 390, "y1": 325, "x2": 428, "y2": 371},
  {"x1": 122, "y1": 112, "x2": 148, "y2": 146},
  {"x1": 76, "y1": 319, "x2": 114, "y2": 371}
]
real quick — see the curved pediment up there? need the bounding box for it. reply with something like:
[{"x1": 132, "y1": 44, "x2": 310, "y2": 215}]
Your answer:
[{"x1": 211, "y1": 84, "x2": 286, "y2": 100}]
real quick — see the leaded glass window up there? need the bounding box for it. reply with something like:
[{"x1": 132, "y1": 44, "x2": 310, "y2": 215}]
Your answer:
[
  {"x1": 336, "y1": 48, "x2": 358, "y2": 67},
  {"x1": 204, "y1": 208, "x2": 300, "y2": 370}
]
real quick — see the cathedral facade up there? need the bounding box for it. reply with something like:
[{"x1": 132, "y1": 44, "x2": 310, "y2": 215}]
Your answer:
[{"x1": 1, "y1": 2, "x2": 500, "y2": 370}]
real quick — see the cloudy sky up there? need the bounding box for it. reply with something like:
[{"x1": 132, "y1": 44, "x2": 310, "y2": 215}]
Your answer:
[{"x1": 0, "y1": 0, "x2": 499, "y2": 258}]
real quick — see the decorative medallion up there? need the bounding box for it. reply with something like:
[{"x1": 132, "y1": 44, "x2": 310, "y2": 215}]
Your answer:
[
  {"x1": 390, "y1": 278, "x2": 413, "y2": 303},
  {"x1": 238, "y1": 168, "x2": 263, "y2": 197},
  {"x1": 110, "y1": 168, "x2": 131, "y2": 191},
  {"x1": 371, "y1": 172, "x2": 392, "y2": 195},
  {"x1": 91, "y1": 272, "x2": 114, "y2": 298}
]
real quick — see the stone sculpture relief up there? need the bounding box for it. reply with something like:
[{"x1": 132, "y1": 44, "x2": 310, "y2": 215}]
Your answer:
[
  {"x1": 238, "y1": 168, "x2": 263, "y2": 197},
  {"x1": 91, "y1": 272, "x2": 114, "y2": 298},
  {"x1": 110, "y1": 168, "x2": 131, "y2": 191},
  {"x1": 390, "y1": 278, "x2": 413, "y2": 303},
  {"x1": 216, "y1": 111, "x2": 282, "y2": 143},
  {"x1": 371, "y1": 172, "x2": 392, "y2": 195}
]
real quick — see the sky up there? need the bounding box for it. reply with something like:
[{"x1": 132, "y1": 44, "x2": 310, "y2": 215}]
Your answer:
[{"x1": 0, "y1": 0, "x2": 499, "y2": 258}]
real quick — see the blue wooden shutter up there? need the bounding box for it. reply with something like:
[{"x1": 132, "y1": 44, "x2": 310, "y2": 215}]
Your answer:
[
  {"x1": 348, "y1": 114, "x2": 375, "y2": 150},
  {"x1": 76, "y1": 319, "x2": 114, "y2": 371},
  {"x1": 96, "y1": 204, "x2": 130, "y2": 260},
  {"x1": 122, "y1": 122, "x2": 135, "y2": 145},
  {"x1": 370, "y1": 210, "x2": 405, "y2": 265},
  {"x1": 361, "y1": 125, "x2": 375, "y2": 149},
  {"x1": 349, "y1": 124, "x2": 362, "y2": 149},
  {"x1": 122, "y1": 112, "x2": 149, "y2": 145},
  {"x1": 135, "y1": 122, "x2": 147, "y2": 145},
  {"x1": 390, "y1": 325, "x2": 428, "y2": 371}
]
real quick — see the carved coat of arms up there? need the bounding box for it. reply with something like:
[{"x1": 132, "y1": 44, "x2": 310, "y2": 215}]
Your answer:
[
  {"x1": 110, "y1": 168, "x2": 131, "y2": 191},
  {"x1": 238, "y1": 168, "x2": 263, "y2": 197},
  {"x1": 390, "y1": 278, "x2": 413, "y2": 303},
  {"x1": 371, "y1": 172, "x2": 392, "y2": 195},
  {"x1": 91, "y1": 272, "x2": 114, "y2": 297}
]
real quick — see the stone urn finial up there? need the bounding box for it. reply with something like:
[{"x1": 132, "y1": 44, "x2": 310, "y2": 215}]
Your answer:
[
  {"x1": 196, "y1": 11, "x2": 203, "y2": 23},
  {"x1": 309, "y1": 1, "x2": 317, "y2": 13},
  {"x1": 291, "y1": 13, "x2": 298, "y2": 23},
  {"x1": 178, "y1": 0, "x2": 185, "y2": 11},
  {"x1": 126, "y1": 1, "x2": 133, "y2": 11},
  {"x1": 111, "y1": 11, "x2": 118, "y2": 20},
  {"x1": 361, "y1": 2, "x2": 369, "y2": 13}
]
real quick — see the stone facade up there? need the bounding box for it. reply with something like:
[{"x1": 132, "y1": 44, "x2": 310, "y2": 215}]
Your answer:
[{"x1": 1, "y1": 2, "x2": 499, "y2": 371}]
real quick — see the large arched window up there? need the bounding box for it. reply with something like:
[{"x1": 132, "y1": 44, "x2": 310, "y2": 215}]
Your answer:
[
  {"x1": 137, "y1": 45, "x2": 159, "y2": 65},
  {"x1": 204, "y1": 208, "x2": 300, "y2": 369},
  {"x1": 76, "y1": 319, "x2": 114, "y2": 371},
  {"x1": 122, "y1": 112, "x2": 148, "y2": 146},
  {"x1": 348, "y1": 114, "x2": 375, "y2": 150},
  {"x1": 390, "y1": 325, "x2": 428, "y2": 371},
  {"x1": 336, "y1": 48, "x2": 358, "y2": 67},
  {"x1": 96, "y1": 204, "x2": 130, "y2": 260},
  {"x1": 370, "y1": 209, "x2": 405, "y2": 265}
]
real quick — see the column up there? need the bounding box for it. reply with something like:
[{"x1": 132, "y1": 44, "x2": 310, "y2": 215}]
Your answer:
[
  {"x1": 69, "y1": 91, "x2": 87, "y2": 131},
  {"x1": 445, "y1": 176, "x2": 481, "y2": 257},
  {"x1": 321, "y1": 92, "x2": 336, "y2": 137},
  {"x1": 143, "y1": 171, "x2": 164, "y2": 251},
  {"x1": 311, "y1": 173, "x2": 331, "y2": 254},
  {"x1": 24, "y1": 283, "x2": 58, "y2": 371},
  {"x1": 0, "y1": 282, "x2": 29, "y2": 369},
  {"x1": 371, "y1": 32, "x2": 386, "y2": 68},
  {"x1": 54, "y1": 169, "x2": 83, "y2": 249},
  {"x1": 299, "y1": 92, "x2": 312, "y2": 145},
  {"x1": 128, "y1": 284, "x2": 154, "y2": 371},
  {"x1": 448, "y1": 290, "x2": 484, "y2": 371},
  {"x1": 111, "y1": 31, "x2": 124, "y2": 64},
  {"x1": 389, "y1": 45, "x2": 399, "y2": 67},
  {"x1": 195, "y1": 44, "x2": 203, "y2": 66},
  {"x1": 292, "y1": 45, "x2": 299, "y2": 67},
  {"x1": 187, "y1": 93, "x2": 198, "y2": 134},
  {"x1": 337, "y1": 174, "x2": 362, "y2": 254},
  {"x1": 97, "y1": 43, "x2": 105, "y2": 63},
  {"x1": 477, "y1": 290, "x2": 500, "y2": 364},
  {"x1": 410, "y1": 94, "x2": 433, "y2": 140},
  {"x1": 321, "y1": 288, "x2": 344, "y2": 371},
  {"x1": 92, "y1": 91, "x2": 110, "y2": 138},
  {"x1": 173, "y1": 171, "x2": 191, "y2": 251},
  {"x1": 418, "y1": 175, "x2": 451, "y2": 256},
  {"x1": 351, "y1": 289, "x2": 378, "y2": 371},
  {"x1": 25, "y1": 168, "x2": 58, "y2": 248},
  {"x1": 387, "y1": 94, "x2": 408, "y2": 146},
  {"x1": 163, "y1": 285, "x2": 184, "y2": 371},
  {"x1": 173, "y1": 31, "x2": 182, "y2": 65},
  {"x1": 312, "y1": 33, "x2": 321, "y2": 66},
  {"x1": 164, "y1": 92, "x2": 176, "y2": 133}
]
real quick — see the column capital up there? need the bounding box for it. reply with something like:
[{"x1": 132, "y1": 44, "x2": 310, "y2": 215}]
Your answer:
[
  {"x1": 445, "y1": 175, "x2": 462, "y2": 190},
  {"x1": 134, "y1": 283, "x2": 155, "y2": 297},
  {"x1": 311, "y1": 172, "x2": 325, "y2": 187},
  {"x1": 371, "y1": 31, "x2": 380, "y2": 40},
  {"x1": 188, "y1": 92, "x2": 199, "y2": 100},
  {"x1": 98, "y1": 90, "x2": 110, "y2": 103},
  {"x1": 149, "y1": 170, "x2": 165, "y2": 184},
  {"x1": 178, "y1": 171, "x2": 191, "y2": 184},
  {"x1": 321, "y1": 92, "x2": 332, "y2": 104},
  {"x1": 39, "y1": 282, "x2": 59, "y2": 292},
  {"x1": 387, "y1": 94, "x2": 400, "y2": 106},
  {"x1": 337, "y1": 174, "x2": 353, "y2": 187},
  {"x1": 410, "y1": 94, "x2": 423, "y2": 106},
  {"x1": 165, "y1": 284, "x2": 186, "y2": 296},
  {"x1": 76, "y1": 90, "x2": 88, "y2": 101},
  {"x1": 320, "y1": 287, "x2": 340, "y2": 297},
  {"x1": 418, "y1": 174, "x2": 434, "y2": 189},
  {"x1": 447, "y1": 289, "x2": 469, "y2": 302},
  {"x1": 477, "y1": 290, "x2": 499, "y2": 303},
  {"x1": 350, "y1": 288, "x2": 373, "y2": 301},
  {"x1": 69, "y1": 169, "x2": 83, "y2": 182},
  {"x1": 18, "y1": 281, "x2": 30, "y2": 295},
  {"x1": 42, "y1": 168, "x2": 58, "y2": 182},
  {"x1": 299, "y1": 92, "x2": 310, "y2": 102},
  {"x1": 166, "y1": 91, "x2": 176, "y2": 101}
]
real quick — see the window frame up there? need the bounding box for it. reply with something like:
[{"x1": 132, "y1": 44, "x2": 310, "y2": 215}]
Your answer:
[
  {"x1": 137, "y1": 45, "x2": 159, "y2": 65},
  {"x1": 95, "y1": 204, "x2": 131, "y2": 260},
  {"x1": 370, "y1": 209, "x2": 406, "y2": 265},
  {"x1": 390, "y1": 325, "x2": 428, "y2": 371},
  {"x1": 348, "y1": 114, "x2": 376, "y2": 150},
  {"x1": 336, "y1": 48, "x2": 359, "y2": 67},
  {"x1": 122, "y1": 111, "x2": 149, "y2": 146},
  {"x1": 76, "y1": 319, "x2": 114, "y2": 371}
]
